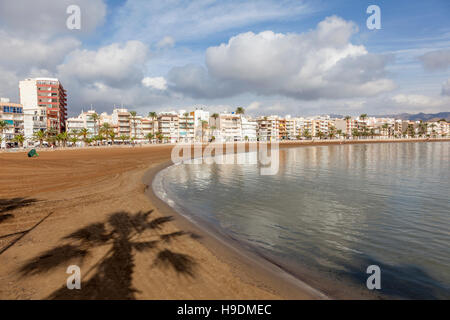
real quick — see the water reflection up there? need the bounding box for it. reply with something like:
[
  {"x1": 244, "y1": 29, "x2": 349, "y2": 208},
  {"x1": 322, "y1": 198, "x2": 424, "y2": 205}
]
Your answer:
[{"x1": 157, "y1": 142, "x2": 450, "y2": 299}]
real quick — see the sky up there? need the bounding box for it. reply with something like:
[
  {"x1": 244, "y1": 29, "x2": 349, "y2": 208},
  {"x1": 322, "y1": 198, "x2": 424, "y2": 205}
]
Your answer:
[{"x1": 0, "y1": 0, "x2": 449, "y2": 117}]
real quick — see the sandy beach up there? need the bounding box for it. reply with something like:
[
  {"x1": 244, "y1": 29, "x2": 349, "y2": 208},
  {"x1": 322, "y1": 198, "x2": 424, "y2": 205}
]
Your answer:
[{"x1": 0, "y1": 138, "x2": 447, "y2": 299}]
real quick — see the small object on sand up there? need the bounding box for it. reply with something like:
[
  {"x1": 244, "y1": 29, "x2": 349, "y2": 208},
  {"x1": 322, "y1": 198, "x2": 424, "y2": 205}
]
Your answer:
[{"x1": 27, "y1": 149, "x2": 39, "y2": 158}]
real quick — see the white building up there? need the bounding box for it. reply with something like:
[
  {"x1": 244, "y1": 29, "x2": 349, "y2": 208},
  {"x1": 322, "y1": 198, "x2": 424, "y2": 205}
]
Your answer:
[
  {"x1": 241, "y1": 117, "x2": 257, "y2": 141},
  {"x1": 0, "y1": 98, "x2": 24, "y2": 147},
  {"x1": 19, "y1": 77, "x2": 67, "y2": 139},
  {"x1": 66, "y1": 110, "x2": 97, "y2": 137},
  {"x1": 210, "y1": 113, "x2": 242, "y2": 142}
]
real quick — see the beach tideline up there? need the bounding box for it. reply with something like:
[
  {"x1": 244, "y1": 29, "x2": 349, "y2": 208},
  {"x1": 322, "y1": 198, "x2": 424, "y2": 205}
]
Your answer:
[{"x1": 0, "y1": 139, "x2": 447, "y2": 299}]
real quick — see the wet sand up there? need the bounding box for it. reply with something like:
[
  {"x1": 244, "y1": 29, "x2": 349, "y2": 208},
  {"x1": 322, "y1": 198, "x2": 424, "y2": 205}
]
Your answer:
[{"x1": 0, "y1": 138, "x2": 447, "y2": 299}]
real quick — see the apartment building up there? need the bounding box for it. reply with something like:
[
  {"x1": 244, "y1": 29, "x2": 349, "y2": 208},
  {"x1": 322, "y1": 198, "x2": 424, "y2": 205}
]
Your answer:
[
  {"x1": 0, "y1": 98, "x2": 24, "y2": 145},
  {"x1": 66, "y1": 110, "x2": 97, "y2": 137},
  {"x1": 256, "y1": 116, "x2": 279, "y2": 141},
  {"x1": 178, "y1": 111, "x2": 195, "y2": 143},
  {"x1": 141, "y1": 118, "x2": 158, "y2": 141},
  {"x1": 211, "y1": 113, "x2": 242, "y2": 142},
  {"x1": 311, "y1": 116, "x2": 333, "y2": 137},
  {"x1": 111, "y1": 108, "x2": 131, "y2": 138},
  {"x1": 191, "y1": 109, "x2": 210, "y2": 142},
  {"x1": 19, "y1": 78, "x2": 67, "y2": 138},
  {"x1": 295, "y1": 117, "x2": 313, "y2": 138},
  {"x1": 241, "y1": 117, "x2": 257, "y2": 141},
  {"x1": 157, "y1": 113, "x2": 179, "y2": 143}
]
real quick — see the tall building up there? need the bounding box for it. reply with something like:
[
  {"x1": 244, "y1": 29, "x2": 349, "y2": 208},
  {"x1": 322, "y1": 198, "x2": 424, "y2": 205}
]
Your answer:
[{"x1": 19, "y1": 78, "x2": 67, "y2": 138}]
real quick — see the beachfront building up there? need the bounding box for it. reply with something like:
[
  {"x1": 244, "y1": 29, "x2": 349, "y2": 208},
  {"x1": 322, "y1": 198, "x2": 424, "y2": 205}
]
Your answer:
[
  {"x1": 0, "y1": 98, "x2": 24, "y2": 145},
  {"x1": 191, "y1": 108, "x2": 210, "y2": 142},
  {"x1": 284, "y1": 116, "x2": 297, "y2": 140},
  {"x1": 19, "y1": 78, "x2": 67, "y2": 139},
  {"x1": 111, "y1": 108, "x2": 132, "y2": 138},
  {"x1": 141, "y1": 118, "x2": 158, "y2": 141},
  {"x1": 178, "y1": 111, "x2": 195, "y2": 143},
  {"x1": 256, "y1": 116, "x2": 279, "y2": 141},
  {"x1": 311, "y1": 116, "x2": 333, "y2": 138},
  {"x1": 210, "y1": 112, "x2": 242, "y2": 142},
  {"x1": 66, "y1": 110, "x2": 97, "y2": 137},
  {"x1": 241, "y1": 117, "x2": 257, "y2": 141},
  {"x1": 157, "y1": 113, "x2": 179, "y2": 143},
  {"x1": 295, "y1": 117, "x2": 313, "y2": 139}
]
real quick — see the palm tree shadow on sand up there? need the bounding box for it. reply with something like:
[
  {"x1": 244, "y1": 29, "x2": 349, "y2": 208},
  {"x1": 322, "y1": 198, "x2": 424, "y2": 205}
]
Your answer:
[
  {"x1": 0, "y1": 198, "x2": 38, "y2": 224},
  {"x1": 19, "y1": 210, "x2": 201, "y2": 299}
]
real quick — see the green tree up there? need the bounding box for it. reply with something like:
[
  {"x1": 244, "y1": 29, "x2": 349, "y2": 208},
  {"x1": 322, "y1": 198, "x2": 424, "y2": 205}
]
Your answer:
[
  {"x1": 89, "y1": 113, "x2": 100, "y2": 135},
  {"x1": 120, "y1": 135, "x2": 129, "y2": 144},
  {"x1": 0, "y1": 120, "x2": 9, "y2": 149},
  {"x1": 79, "y1": 128, "x2": 90, "y2": 147},
  {"x1": 13, "y1": 134, "x2": 25, "y2": 147},
  {"x1": 109, "y1": 131, "x2": 116, "y2": 145},
  {"x1": 34, "y1": 130, "x2": 46, "y2": 148},
  {"x1": 145, "y1": 132, "x2": 154, "y2": 143},
  {"x1": 129, "y1": 111, "x2": 138, "y2": 141},
  {"x1": 235, "y1": 107, "x2": 245, "y2": 115},
  {"x1": 69, "y1": 136, "x2": 78, "y2": 146}
]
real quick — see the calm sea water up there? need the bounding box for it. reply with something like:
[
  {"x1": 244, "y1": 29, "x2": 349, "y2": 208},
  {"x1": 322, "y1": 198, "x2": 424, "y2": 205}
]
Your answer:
[{"x1": 154, "y1": 142, "x2": 450, "y2": 299}]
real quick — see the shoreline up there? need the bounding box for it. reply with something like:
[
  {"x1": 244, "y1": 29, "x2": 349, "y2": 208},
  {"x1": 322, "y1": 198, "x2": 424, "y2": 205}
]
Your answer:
[
  {"x1": 144, "y1": 138, "x2": 450, "y2": 300},
  {"x1": 144, "y1": 161, "x2": 328, "y2": 299},
  {"x1": 0, "y1": 138, "x2": 448, "y2": 299}
]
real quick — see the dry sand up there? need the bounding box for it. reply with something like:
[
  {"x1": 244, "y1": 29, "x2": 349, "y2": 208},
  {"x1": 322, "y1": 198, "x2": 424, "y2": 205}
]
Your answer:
[{"x1": 0, "y1": 139, "x2": 446, "y2": 299}]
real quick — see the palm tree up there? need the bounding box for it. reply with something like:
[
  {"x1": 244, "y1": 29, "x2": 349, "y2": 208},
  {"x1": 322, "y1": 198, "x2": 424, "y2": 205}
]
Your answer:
[
  {"x1": 59, "y1": 132, "x2": 68, "y2": 147},
  {"x1": 119, "y1": 135, "x2": 128, "y2": 144},
  {"x1": 79, "y1": 128, "x2": 90, "y2": 147},
  {"x1": 201, "y1": 120, "x2": 209, "y2": 143},
  {"x1": 360, "y1": 114, "x2": 368, "y2": 121},
  {"x1": 55, "y1": 134, "x2": 62, "y2": 147},
  {"x1": 155, "y1": 131, "x2": 164, "y2": 143},
  {"x1": 303, "y1": 129, "x2": 311, "y2": 139},
  {"x1": 129, "y1": 111, "x2": 138, "y2": 142},
  {"x1": 145, "y1": 132, "x2": 154, "y2": 144},
  {"x1": 148, "y1": 112, "x2": 157, "y2": 119},
  {"x1": 34, "y1": 130, "x2": 46, "y2": 148},
  {"x1": 89, "y1": 113, "x2": 100, "y2": 136},
  {"x1": 109, "y1": 131, "x2": 116, "y2": 145},
  {"x1": 0, "y1": 120, "x2": 9, "y2": 149},
  {"x1": 13, "y1": 134, "x2": 25, "y2": 148},
  {"x1": 100, "y1": 123, "x2": 112, "y2": 136},
  {"x1": 235, "y1": 107, "x2": 245, "y2": 115},
  {"x1": 344, "y1": 115, "x2": 351, "y2": 121},
  {"x1": 69, "y1": 136, "x2": 78, "y2": 146},
  {"x1": 70, "y1": 129, "x2": 79, "y2": 137}
]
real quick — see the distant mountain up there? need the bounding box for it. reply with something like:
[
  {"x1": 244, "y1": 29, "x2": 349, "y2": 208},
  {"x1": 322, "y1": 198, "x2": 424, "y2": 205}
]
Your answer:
[{"x1": 370, "y1": 112, "x2": 450, "y2": 122}]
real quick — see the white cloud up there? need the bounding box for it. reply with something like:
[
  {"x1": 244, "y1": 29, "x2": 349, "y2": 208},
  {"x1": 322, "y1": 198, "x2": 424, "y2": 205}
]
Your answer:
[
  {"x1": 142, "y1": 77, "x2": 168, "y2": 90},
  {"x1": 419, "y1": 49, "x2": 450, "y2": 71},
  {"x1": 392, "y1": 94, "x2": 450, "y2": 108},
  {"x1": 157, "y1": 36, "x2": 175, "y2": 49},
  {"x1": 169, "y1": 16, "x2": 395, "y2": 100},
  {"x1": 0, "y1": 31, "x2": 80, "y2": 74},
  {"x1": 57, "y1": 41, "x2": 149, "y2": 88}
]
